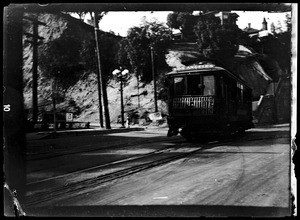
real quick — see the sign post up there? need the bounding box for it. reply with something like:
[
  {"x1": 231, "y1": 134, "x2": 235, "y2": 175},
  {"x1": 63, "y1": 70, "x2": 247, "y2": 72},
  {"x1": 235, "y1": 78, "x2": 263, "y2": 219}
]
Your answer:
[{"x1": 66, "y1": 113, "x2": 73, "y2": 122}]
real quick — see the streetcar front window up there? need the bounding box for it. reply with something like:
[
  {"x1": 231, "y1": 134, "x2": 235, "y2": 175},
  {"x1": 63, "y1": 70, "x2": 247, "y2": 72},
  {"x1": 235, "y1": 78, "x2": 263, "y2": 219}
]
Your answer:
[
  {"x1": 172, "y1": 74, "x2": 215, "y2": 96},
  {"x1": 174, "y1": 77, "x2": 186, "y2": 95},
  {"x1": 203, "y1": 75, "x2": 215, "y2": 95},
  {"x1": 186, "y1": 74, "x2": 215, "y2": 96}
]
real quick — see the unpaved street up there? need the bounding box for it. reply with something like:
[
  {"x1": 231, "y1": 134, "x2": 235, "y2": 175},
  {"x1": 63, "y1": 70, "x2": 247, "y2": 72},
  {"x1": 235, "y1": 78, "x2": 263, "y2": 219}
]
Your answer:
[{"x1": 24, "y1": 124, "x2": 292, "y2": 216}]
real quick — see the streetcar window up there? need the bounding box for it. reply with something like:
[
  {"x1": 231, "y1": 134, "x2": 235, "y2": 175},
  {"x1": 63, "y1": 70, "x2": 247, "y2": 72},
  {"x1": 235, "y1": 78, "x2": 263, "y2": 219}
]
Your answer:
[
  {"x1": 187, "y1": 75, "x2": 203, "y2": 95},
  {"x1": 173, "y1": 74, "x2": 215, "y2": 96},
  {"x1": 237, "y1": 82, "x2": 243, "y2": 102},
  {"x1": 203, "y1": 75, "x2": 215, "y2": 96},
  {"x1": 173, "y1": 77, "x2": 186, "y2": 95},
  {"x1": 185, "y1": 74, "x2": 216, "y2": 96}
]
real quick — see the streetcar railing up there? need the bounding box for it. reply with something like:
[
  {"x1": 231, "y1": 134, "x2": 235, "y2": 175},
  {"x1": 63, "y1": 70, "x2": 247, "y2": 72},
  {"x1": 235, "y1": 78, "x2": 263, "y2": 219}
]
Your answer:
[{"x1": 172, "y1": 96, "x2": 215, "y2": 114}]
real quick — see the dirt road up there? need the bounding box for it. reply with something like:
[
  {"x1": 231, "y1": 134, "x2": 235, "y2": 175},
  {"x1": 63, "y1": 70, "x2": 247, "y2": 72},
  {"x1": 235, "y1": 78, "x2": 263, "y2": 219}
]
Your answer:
[{"x1": 24, "y1": 124, "x2": 292, "y2": 216}]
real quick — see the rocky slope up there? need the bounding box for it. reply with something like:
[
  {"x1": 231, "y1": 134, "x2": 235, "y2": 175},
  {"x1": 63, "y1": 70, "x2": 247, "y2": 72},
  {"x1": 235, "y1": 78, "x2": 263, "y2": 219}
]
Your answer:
[{"x1": 23, "y1": 12, "x2": 169, "y2": 125}]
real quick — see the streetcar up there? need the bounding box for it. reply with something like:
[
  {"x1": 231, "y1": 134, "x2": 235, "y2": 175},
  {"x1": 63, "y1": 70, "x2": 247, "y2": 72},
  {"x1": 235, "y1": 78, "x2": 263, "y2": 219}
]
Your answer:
[{"x1": 166, "y1": 61, "x2": 254, "y2": 141}]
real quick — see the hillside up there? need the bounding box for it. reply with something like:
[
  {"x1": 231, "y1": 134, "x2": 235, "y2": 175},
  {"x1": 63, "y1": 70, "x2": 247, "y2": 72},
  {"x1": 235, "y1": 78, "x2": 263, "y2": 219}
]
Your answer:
[
  {"x1": 22, "y1": 12, "x2": 169, "y2": 125},
  {"x1": 22, "y1": 12, "x2": 285, "y2": 126},
  {"x1": 56, "y1": 72, "x2": 168, "y2": 125}
]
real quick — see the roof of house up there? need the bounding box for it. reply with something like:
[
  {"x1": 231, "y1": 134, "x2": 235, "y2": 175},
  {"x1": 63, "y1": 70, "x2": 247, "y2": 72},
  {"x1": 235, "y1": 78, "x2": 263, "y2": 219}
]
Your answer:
[{"x1": 243, "y1": 27, "x2": 260, "y2": 34}]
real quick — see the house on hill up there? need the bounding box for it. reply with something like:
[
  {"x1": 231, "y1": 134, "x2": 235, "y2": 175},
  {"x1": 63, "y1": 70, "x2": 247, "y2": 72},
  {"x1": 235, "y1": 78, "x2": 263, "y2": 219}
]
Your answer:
[
  {"x1": 243, "y1": 23, "x2": 260, "y2": 37},
  {"x1": 243, "y1": 17, "x2": 270, "y2": 38}
]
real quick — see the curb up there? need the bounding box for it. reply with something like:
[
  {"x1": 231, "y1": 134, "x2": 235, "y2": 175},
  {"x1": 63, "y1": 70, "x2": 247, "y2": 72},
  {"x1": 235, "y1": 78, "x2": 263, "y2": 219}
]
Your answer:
[{"x1": 28, "y1": 127, "x2": 145, "y2": 140}]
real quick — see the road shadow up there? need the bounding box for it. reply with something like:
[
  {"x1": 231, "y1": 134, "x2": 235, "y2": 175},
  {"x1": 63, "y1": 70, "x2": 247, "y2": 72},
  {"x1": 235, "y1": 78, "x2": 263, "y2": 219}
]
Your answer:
[{"x1": 24, "y1": 204, "x2": 291, "y2": 217}]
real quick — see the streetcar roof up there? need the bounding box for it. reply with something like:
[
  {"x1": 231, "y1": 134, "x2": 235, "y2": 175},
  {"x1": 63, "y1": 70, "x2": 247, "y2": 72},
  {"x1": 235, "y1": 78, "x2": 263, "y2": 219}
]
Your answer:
[{"x1": 167, "y1": 64, "x2": 251, "y2": 89}]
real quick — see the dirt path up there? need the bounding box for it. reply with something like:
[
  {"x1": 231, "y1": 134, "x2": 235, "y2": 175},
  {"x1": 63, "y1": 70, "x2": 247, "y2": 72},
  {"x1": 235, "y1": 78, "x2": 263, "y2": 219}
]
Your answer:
[
  {"x1": 49, "y1": 136, "x2": 289, "y2": 208},
  {"x1": 25, "y1": 124, "x2": 292, "y2": 216}
]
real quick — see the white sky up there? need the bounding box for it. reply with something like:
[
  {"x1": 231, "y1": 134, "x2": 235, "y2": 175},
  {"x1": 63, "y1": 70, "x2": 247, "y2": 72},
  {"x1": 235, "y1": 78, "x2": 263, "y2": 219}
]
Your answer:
[
  {"x1": 233, "y1": 11, "x2": 290, "y2": 31},
  {"x1": 96, "y1": 11, "x2": 173, "y2": 36},
  {"x1": 76, "y1": 11, "x2": 291, "y2": 36}
]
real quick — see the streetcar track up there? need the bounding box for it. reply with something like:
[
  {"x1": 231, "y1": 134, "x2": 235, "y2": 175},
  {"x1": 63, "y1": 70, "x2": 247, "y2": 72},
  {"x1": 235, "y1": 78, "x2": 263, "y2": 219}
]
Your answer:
[
  {"x1": 27, "y1": 141, "x2": 181, "y2": 185},
  {"x1": 26, "y1": 138, "x2": 232, "y2": 207},
  {"x1": 26, "y1": 144, "x2": 210, "y2": 206},
  {"x1": 27, "y1": 137, "x2": 233, "y2": 185},
  {"x1": 25, "y1": 132, "x2": 286, "y2": 207},
  {"x1": 26, "y1": 131, "x2": 288, "y2": 161},
  {"x1": 27, "y1": 137, "x2": 185, "y2": 182},
  {"x1": 26, "y1": 136, "x2": 182, "y2": 161}
]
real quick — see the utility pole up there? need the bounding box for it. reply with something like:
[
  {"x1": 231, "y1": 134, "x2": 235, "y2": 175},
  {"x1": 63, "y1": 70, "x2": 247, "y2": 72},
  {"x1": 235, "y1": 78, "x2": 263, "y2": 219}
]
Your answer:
[
  {"x1": 137, "y1": 73, "x2": 140, "y2": 108},
  {"x1": 95, "y1": 49, "x2": 104, "y2": 128},
  {"x1": 93, "y1": 12, "x2": 111, "y2": 129},
  {"x1": 51, "y1": 79, "x2": 58, "y2": 135},
  {"x1": 24, "y1": 15, "x2": 46, "y2": 124},
  {"x1": 150, "y1": 46, "x2": 158, "y2": 112}
]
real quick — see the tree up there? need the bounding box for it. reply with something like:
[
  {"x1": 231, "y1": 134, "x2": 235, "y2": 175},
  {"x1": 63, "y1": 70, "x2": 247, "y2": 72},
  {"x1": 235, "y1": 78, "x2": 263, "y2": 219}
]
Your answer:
[
  {"x1": 122, "y1": 19, "x2": 172, "y2": 83},
  {"x1": 74, "y1": 11, "x2": 86, "y2": 21},
  {"x1": 116, "y1": 38, "x2": 131, "y2": 71},
  {"x1": 39, "y1": 31, "x2": 85, "y2": 90},
  {"x1": 284, "y1": 12, "x2": 292, "y2": 32},
  {"x1": 166, "y1": 12, "x2": 181, "y2": 30},
  {"x1": 248, "y1": 13, "x2": 292, "y2": 75},
  {"x1": 38, "y1": 13, "x2": 120, "y2": 90},
  {"x1": 86, "y1": 11, "x2": 107, "y2": 26},
  {"x1": 193, "y1": 13, "x2": 248, "y2": 61},
  {"x1": 98, "y1": 32, "x2": 122, "y2": 82},
  {"x1": 167, "y1": 11, "x2": 198, "y2": 39},
  {"x1": 270, "y1": 22, "x2": 276, "y2": 34},
  {"x1": 276, "y1": 20, "x2": 283, "y2": 33}
]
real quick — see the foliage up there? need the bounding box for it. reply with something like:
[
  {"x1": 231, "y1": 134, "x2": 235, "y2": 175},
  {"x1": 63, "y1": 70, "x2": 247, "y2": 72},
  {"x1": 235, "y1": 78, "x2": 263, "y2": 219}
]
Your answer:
[
  {"x1": 119, "y1": 19, "x2": 172, "y2": 83},
  {"x1": 39, "y1": 24, "x2": 121, "y2": 89},
  {"x1": 284, "y1": 13, "x2": 292, "y2": 32},
  {"x1": 246, "y1": 13, "x2": 292, "y2": 74},
  {"x1": 116, "y1": 39, "x2": 132, "y2": 70},
  {"x1": 193, "y1": 13, "x2": 249, "y2": 60},
  {"x1": 166, "y1": 11, "x2": 197, "y2": 39},
  {"x1": 98, "y1": 32, "x2": 122, "y2": 82},
  {"x1": 86, "y1": 11, "x2": 107, "y2": 26},
  {"x1": 39, "y1": 30, "x2": 85, "y2": 89},
  {"x1": 252, "y1": 32, "x2": 291, "y2": 74}
]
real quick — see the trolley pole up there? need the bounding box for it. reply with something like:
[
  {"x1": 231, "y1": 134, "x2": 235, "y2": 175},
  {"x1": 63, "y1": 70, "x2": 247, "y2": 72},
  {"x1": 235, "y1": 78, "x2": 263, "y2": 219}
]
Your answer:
[{"x1": 151, "y1": 46, "x2": 158, "y2": 112}]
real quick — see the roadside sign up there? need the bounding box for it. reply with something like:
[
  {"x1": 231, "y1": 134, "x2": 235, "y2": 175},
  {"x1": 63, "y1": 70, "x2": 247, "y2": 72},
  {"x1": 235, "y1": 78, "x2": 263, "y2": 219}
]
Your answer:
[
  {"x1": 66, "y1": 113, "x2": 73, "y2": 122},
  {"x1": 149, "y1": 112, "x2": 162, "y2": 122}
]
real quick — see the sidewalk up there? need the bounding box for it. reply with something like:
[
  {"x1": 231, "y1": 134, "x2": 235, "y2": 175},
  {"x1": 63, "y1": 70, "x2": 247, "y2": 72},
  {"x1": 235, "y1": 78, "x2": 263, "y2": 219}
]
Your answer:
[{"x1": 26, "y1": 124, "x2": 145, "y2": 141}]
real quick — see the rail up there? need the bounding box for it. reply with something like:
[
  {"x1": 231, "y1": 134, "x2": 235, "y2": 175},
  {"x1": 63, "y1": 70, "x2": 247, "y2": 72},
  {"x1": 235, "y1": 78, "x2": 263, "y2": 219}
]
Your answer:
[{"x1": 25, "y1": 139, "x2": 227, "y2": 207}]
